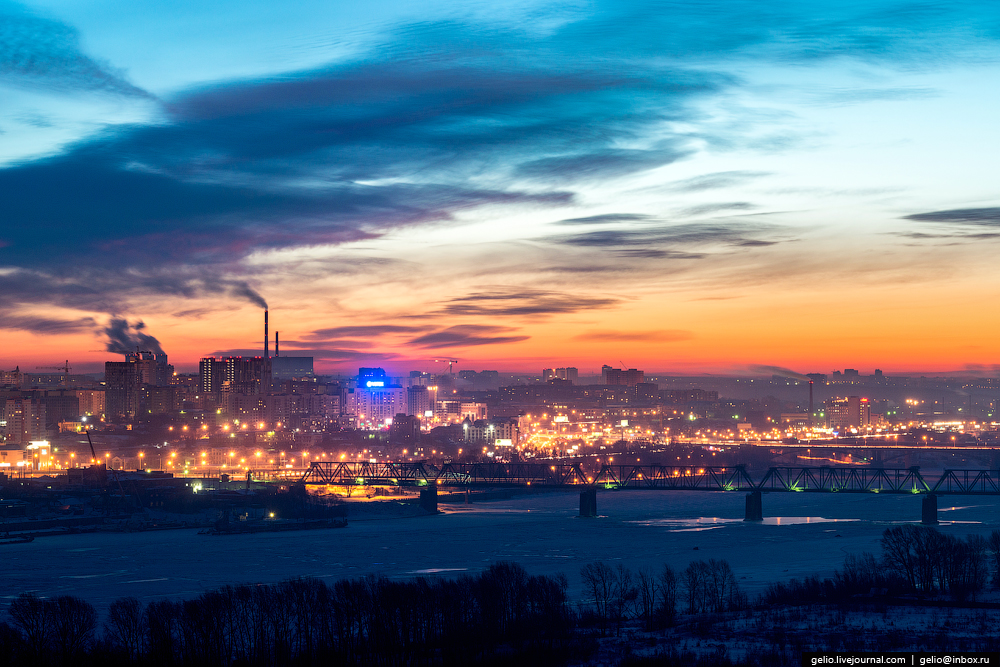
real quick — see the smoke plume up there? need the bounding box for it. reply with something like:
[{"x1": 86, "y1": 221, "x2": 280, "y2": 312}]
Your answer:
[
  {"x1": 230, "y1": 282, "x2": 267, "y2": 309},
  {"x1": 103, "y1": 318, "x2": 165, "y2": 355},
  {"x1": 749, "y1": 364, "x2": 810, "y2": 381}
]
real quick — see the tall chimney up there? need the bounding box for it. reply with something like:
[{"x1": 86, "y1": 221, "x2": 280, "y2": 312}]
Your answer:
[
  {"x1": 808, "y1": 380, "x2": 814, "y2": 421},
  {"x1": 275, "y1": 331, "x2": 279, "y2": 357},
  {"x1": 264, "y1": 310, "x2": 269, "y2": 358}
]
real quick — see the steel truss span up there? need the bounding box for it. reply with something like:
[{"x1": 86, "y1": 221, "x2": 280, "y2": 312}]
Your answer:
[{"x1": 299, "y1": 463, "x2": 1000, "y2": 495}]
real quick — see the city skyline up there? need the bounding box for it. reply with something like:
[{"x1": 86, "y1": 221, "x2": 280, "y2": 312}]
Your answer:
[{"x1": 4, "y1": 1, "x2": 1000, "y2": 375}]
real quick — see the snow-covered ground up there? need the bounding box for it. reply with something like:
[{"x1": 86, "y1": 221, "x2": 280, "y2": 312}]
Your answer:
[{"x1": 3, "y1": 489, "x2": 999, "y2": 612}]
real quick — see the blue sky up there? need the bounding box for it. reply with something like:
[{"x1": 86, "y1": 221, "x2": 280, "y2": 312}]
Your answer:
[{"x1": 3, "y1": 0, "x2": 1000, "y2": 373}]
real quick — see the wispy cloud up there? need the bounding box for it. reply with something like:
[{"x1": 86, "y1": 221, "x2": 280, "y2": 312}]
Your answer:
[
  {"x1": 555, "y1": 213, "x2": 654, "y2": 226},
  {"x1": 439, "y1": 289, "x2": 621, "y2": 317},
  {"x1": 668, "y1": 171, "x2": 770, "y2": 193},
  {"x1": 904, "y1": 208, "x2": 1000, "y2": 226},
  {"x1": 0, "y1": 5, "x2": 151, "y2": 97},
  {"x1": 305, "y1": 325, "x2": 431, "y2": 340},
  {"x1": 574, "y1": 330, "x2": 694, "y2": 342},
  {"x1": 0, "y1": 314, "x2": 96, "y2": 334},
  {"x1": 408, "y1": 325, "x2": 529, "y2": 349},
  {"x1": 210, "y1": 347, "x2": 393, "y2": 361}
]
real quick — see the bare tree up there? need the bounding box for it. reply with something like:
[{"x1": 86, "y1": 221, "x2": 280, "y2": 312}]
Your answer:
[
  {"x1": 580, "y1": 561, "x2": 615, "y2": 635},
  {"x1": 7, "y1": 593, "x2": 51, "y2": 663},
  {"x1": 682, "y1": 561, "x2": 708, "y2": 613},
  {"x1": 106, "y1": 597, "x2": 145, "y2": 662},
  {"x1": 659, "y1": 564, "x2": 678, "y2": 626},
  {"x1": 987, "y1": 530, "x2": 1000, "y2": 589},
  {"x1": 881, "y1": 525, "x2": 920, "y2": 591},
  {"x1": 704, "y1": 559, "x2": 739, "y2": 612},
  {"x1": 636, "y1": 567, "x2": 659, "y2": 631},
  {"x1": 50, "y1": 596, "x2": 98, "y2": 664},
  {"x1": 611, "y1": 564, "x2": 637, "y2": 635}
]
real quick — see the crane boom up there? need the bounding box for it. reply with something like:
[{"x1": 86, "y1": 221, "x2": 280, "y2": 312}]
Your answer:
[
  {"x1": 85, "y1": 430, "x2": 98, "y2": 464},
  {"x1": 35, "y1": 360, "x2": 71, "y2": 373}
]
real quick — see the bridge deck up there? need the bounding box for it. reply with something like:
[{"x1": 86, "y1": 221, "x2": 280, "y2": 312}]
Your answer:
[{"x1": 298, "y1": 462, "x2": 1000, "y2": 495}]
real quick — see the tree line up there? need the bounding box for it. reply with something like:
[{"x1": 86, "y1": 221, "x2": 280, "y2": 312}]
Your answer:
[
  {"x1": 1, "y1": 562, "x2": 574, "y2": 667},
  {"x1": 764, "y1": 526, "x2": 1000, "y2": 605},
  {"x1": 579, "y1": 558, "x2": 746, "y2": 636}
]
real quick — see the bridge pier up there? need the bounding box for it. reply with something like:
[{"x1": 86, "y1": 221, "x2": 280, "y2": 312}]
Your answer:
[
  {"x1": 744, "y1": 490, "x2": 763, "y2": 522},
  {"x1": 419, "y1": 485, "x2": 438, "y2": 513},
  {"x1": 579, "y1": 488, "x2": 597, "y2": 517},
  {"x1": 921, "y1": 493, "x2": 938, "y2": 525}
]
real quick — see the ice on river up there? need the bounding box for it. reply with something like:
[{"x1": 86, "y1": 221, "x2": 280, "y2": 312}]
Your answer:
[{"x1": 3, "y1": 489, "x2": 999, "y2": 612}]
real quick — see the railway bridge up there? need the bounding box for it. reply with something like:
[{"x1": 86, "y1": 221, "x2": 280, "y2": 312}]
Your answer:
[{"x1": 299, "y1": 462, "x2": 1000, "y2": 524}]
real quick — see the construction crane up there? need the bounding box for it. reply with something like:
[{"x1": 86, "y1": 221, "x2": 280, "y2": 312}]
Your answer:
[
  {"x1": 86, "y1": 430, "x2": 131, "y2": 513},
  {"x1": 85, "y1": 430, "x2": 99, "y2": 466},
  {"x1": 36, "y1": 360, "x2": 71, "y2": 374},
  {"x1": 433, "y1": 358, "x2": 459, "y2": 374}
]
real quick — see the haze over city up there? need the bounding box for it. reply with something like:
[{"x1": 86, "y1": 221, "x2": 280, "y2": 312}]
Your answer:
[{"x1": 3, "y1": 0, "x2": 1000, "y2": 375}]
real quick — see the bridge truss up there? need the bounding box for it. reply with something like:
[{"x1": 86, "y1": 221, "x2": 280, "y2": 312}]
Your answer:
[{"x1": 300, "y1": 462, "x2": 1000, "y2": 495}]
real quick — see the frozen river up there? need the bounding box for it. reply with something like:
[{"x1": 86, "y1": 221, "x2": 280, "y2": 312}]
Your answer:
[{"x1": 4, "y1": 489, "x2": 1000, "y2": 612}]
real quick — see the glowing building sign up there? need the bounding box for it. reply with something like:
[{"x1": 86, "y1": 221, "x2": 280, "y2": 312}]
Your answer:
[{"x1": 366, "y1": 381, "x2": 385, "y2": 387}]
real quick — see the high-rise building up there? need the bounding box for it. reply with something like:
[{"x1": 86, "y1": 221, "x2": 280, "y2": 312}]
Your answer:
[
  {"x1": 73, "y1": 389, "x2": 105, "y2": 418},
  {"x1": 2, "y1": 397, "x2": 46, "y2": 445},
  {"x1": 826, "y1": 396, "x2": 870, "y2": 429},
  {"x1": 347, "y1": 368, "x2": 407, "y2": 427},
  {"x1": 223, "y1": 357, "x2": 271, "y2": 395},
  {"x1": 271, "y1": 357, "x2": 314, "y2": 385},
  {"x1": 105, "y1": 361, "x2": 141, "y2": 422},
  {"x1": 602, "y1": 365, "x2": 645, "y2": 386},
  {"x1": 555, "y1": 367, "x2": 578, "y2": 384},
  {"x1": 407, "y1": 385, "x2": 431, "y2": 417},
  {"x1": 199, "y1": 357, "x2": 227, "y2": 394},
  {"x1": 106, "y1": 352, "x2": 172, "y2": 422}
]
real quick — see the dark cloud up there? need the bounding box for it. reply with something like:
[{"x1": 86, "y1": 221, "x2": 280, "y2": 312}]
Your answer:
[
  {"x1": 554, "y1": 222, "x2": 780, "y2": 250},
  {"x1": 616, "y1": 249, "x2": 706, "y2": 259},
  {"x1": 732, "y1": 239, "x2": 778, "y2": 247},
  {"x1": 894, "y1": 231, "x2": 1000, "y2": 241},
  {"x1": 0, "y1": 267, "x2": 272, "y2": 316},
  {"x1": 556, "y1": 213, "x2": 653, "y2": 226},
  {"x1": 0, "y1": 6, "x2": 150, "y2": 97},
  {"x1": 439, "y1": 289, "x2": 621, "y2": 317},
  {"x1": 103, "y1": 318, "x2": 164, "y2": 355},
  {"x1": 305, "y1": 325, "x2": 431, "y2": 340},
  {"x1": 903, "y1": 208, "x2": 1000, "y2": 226},
  {"x1": 574, "y1": 330, "x2": 694, "y2": 342},
  {"x1": 516, "y1": 144, "x2": 692, "y2": 182},
  {"x1": 408, "y1": 325, "x2": 529, "y2": 349},
  {"x1": 0, "y1": 315, "x2": 96, "y2": 334}
]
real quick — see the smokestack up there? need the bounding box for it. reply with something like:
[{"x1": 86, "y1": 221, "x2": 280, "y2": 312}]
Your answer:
[
  {"x1": 275, "y1": 331, "x2": 279, "y2": 357},
  {"x1": 264, "y1": 310, "x2": 269, "y2": 358},
  {"x1": 808, "y1": 380, "x2": 814, "y2": 421}
]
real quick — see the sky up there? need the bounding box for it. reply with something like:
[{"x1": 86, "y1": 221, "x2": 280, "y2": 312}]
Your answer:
[{"x1": 2, "y1": 0, "x2": 1000, "y2": 376}]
